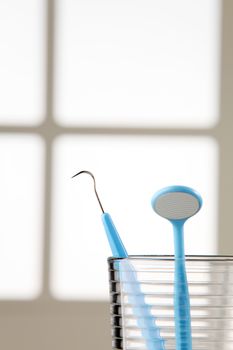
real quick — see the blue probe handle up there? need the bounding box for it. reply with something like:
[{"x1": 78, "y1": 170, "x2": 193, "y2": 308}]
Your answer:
[
  {"x1": 102, "y1": 213, "x2": 128, "y2": 258},
  {"x1": 102, "y1": 213, "x2": 165, "y2": 350},
  {"x1": 120, "y1": 261, "x2": 166, "y2": 350}
]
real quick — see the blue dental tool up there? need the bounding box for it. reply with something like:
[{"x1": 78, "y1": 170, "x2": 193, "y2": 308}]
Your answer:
[
  {"x1": 72, "y1": 171, "x2": 165, "y2": 350},
  {"x1": 151, "y1": 186, "x2": 203, "y2": 350}
]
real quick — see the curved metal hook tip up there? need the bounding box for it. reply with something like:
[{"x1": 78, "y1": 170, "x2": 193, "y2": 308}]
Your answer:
[{"x1": 72, "y1": 170, "x2": 105, "y2": 214}]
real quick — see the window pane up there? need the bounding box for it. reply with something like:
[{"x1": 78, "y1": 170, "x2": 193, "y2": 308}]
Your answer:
[
  {"x1": 51, "y1": 136, "x2": 218, "y2": 299},
  {"x1": 0, "y1": 0, "x2": 45, "y2": 124},
  {"x1": 0, "y1": 135, "x2": 44, "y2": 298},
  {"x1": 54, "y1": 0, "x2": 221, "y2": 128}
]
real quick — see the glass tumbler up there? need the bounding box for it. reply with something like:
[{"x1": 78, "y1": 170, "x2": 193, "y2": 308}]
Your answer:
[{"x1": 108, "y1": 255, "x2": 233, "y2": 350}]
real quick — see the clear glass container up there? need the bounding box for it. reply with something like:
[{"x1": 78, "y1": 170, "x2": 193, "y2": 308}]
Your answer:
[{"x1": 108, "y1": 255, "x2": 233, "y2": 350}]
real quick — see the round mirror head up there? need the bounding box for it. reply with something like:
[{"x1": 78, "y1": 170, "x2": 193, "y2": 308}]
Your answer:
[{"x1": 151, "y1": 186, "x2": 202, "y2": 221}]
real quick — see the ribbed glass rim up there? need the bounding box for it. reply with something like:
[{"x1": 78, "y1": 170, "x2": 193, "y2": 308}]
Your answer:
[{"x1": 108, "y1": 255, "x2": 233, "y2": 262}]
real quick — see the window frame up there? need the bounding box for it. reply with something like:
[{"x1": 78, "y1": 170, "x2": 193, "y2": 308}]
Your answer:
[
  {"x1": 0, "y1": 0, "x2": 232, "y2": 298},
  {"x1": 0, "y1": 3, "x2": 232, "y2": 350}
]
